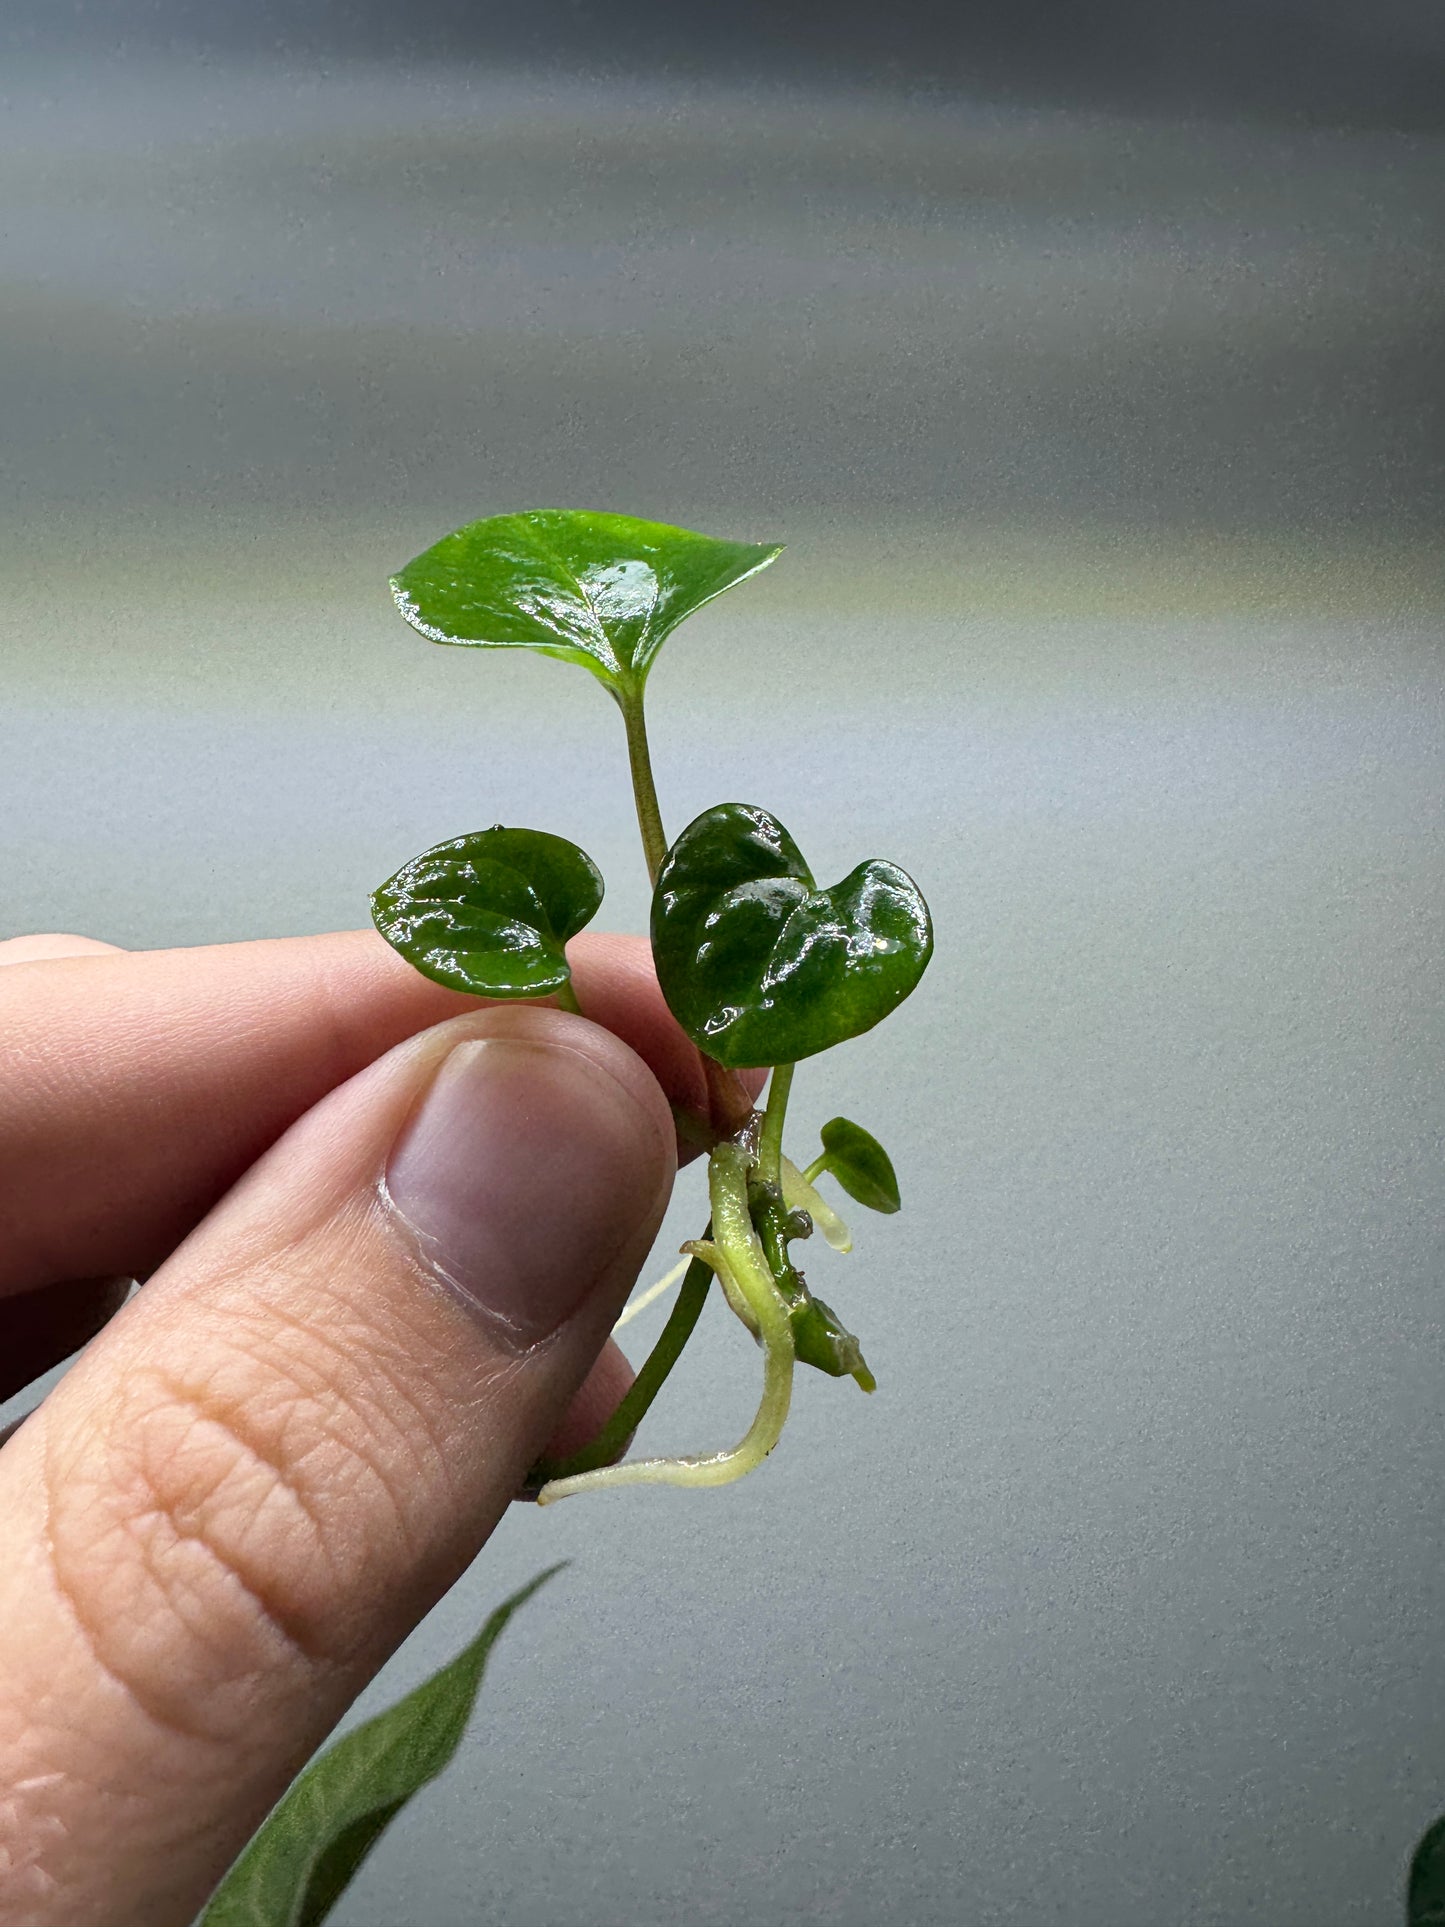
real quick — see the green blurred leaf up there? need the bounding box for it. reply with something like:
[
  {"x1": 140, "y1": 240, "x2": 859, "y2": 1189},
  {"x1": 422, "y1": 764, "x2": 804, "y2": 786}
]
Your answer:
[
  {"x1": 390, "y1": 509, "x2": 781, "y2": 695},
  {"x1": 816, "y1": 1116, "x2": 902, "y2": 1214},
  {"x1": 198, "y1": 1566, "x2": 563, "y2": 1927},
  {"x1": 1410, "y1": 1814, "x2": 1445, "y2": 1926},
  {"x1": 372, "y1": 826, "x2": 602, "y2": 998},
  {"x1": 651, "y1": 803, "x2": 933, "y2": 1069}
]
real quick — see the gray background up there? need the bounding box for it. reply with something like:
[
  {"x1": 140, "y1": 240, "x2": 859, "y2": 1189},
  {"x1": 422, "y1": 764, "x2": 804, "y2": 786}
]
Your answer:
[{"x1": 1, "y1": 6, "x2": 1442, "y2": 1924}]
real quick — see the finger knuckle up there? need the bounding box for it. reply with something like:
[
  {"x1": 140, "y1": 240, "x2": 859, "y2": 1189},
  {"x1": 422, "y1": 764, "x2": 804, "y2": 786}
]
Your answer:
[{"x1": 41, "y1": 1300, "x2": 443, "y2": 1744}]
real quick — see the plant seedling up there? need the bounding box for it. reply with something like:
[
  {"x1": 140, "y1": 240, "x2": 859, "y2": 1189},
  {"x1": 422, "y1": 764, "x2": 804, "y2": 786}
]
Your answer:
[
  {"x1": 199, "y1": 510, "x2": 933, "y2": 1923},
  {"x1": 375, "y1": 508, "x2": 933, "y2": 1500}
]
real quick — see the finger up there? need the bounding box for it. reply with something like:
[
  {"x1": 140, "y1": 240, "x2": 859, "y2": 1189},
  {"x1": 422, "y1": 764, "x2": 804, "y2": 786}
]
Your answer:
[
  {"x1": 0, "y1": 1277, "x2": 133, "y2": 1403},
  {"x1": 0, "y1": 933, "x2": 124, "y2": 965},
  {"x1": 0, "y1": 1290, "x2": 634, "y2": 1462},
  {"x1": 0, "y1": 1004, "x2": 674, "y2": 1927},
  {"x1": 0, "y1": 927, "x2": 742, "y2": 1300},
  {"x1": 534, "y1": 1336, "x2": 635, "y2": 1463}
]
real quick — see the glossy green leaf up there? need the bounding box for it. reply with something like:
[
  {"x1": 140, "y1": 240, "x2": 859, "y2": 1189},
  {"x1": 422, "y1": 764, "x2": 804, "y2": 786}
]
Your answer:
[
  {"x1": 199, "y1": 1567, "x2": 563, "y2": 1927},
  {"x1": 390, "y1": 509, "x2": 781, "y2": 695},
  {"x1": 790, "y1": 1295, "x2": 876, "y2": 1392},
  {"x1": 372, "y1": 826, "x2": 602, "y2": 998},
  {"x1": 651, "y1": 803, "x2": 933, "y2": 1069},
  {"x1": 1410, "y1": 1814, "x2": 1445, "y2": 1926},
  {"x1": 814, "y1": 1115, "x2": 902, "y2": 1214}
]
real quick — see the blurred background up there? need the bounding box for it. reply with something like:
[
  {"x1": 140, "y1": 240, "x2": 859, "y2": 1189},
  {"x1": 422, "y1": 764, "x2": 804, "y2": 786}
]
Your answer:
[{"x1": 2, "y1": 5, "x2": 1442, "y2": 1924}]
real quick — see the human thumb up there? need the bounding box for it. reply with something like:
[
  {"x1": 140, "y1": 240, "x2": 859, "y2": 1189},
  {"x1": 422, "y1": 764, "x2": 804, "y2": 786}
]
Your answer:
[{"x1": 0, "y1": 1005, "x2": 674, "y2": 1927}]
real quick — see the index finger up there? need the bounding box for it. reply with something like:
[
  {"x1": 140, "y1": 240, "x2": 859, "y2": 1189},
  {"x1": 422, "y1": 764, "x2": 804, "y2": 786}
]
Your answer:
[{"x1": 0, "y1": 928, "x2": 735, "y2": 1300}]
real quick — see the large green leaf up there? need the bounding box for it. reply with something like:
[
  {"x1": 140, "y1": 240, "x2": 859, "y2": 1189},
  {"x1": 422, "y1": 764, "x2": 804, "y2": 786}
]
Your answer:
[
  {"x1": 1411, "y1": 1814, "x2": 1445, "y2": 1926},
  {"x1": 371, "y1": 826, "x2": 602, "y2": 998},
  {"x1": 390, "y1": 509, "x2": 781, "y2": 695},
  {"x1": 199, "y1": 1567, "x2": 563, "y2": 1927},
  {"x1": 651, "y1": 803, "x2": 933, "y2": 1069},
  {"x1": 813, "y1": 1116, "x2": 902, "y2": 1215}
]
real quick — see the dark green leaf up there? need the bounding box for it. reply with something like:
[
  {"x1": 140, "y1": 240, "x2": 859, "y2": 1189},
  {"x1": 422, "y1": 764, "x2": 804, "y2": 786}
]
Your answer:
[
  {"x1": 1410, "y1": 1814, "x2": 1445, "y2": 1926},
  {"x1": 198, "y1": 1567, "x2": 563, "y2": 1927},
  {"x1": 790, "y1": 1294, "x2": 876, "y2": 1392},
  {"x1": 390, "y1": 509, "x2": 781, "y2": 695},
  {"x1": 817, "y1": 1116, "x2": 902, "y2": 1214},
  {"x1": 651, "y1": 803, "x2": 933, "y2": 1069},
  {"x1": 372, "y1": 826, "x2": 602, "y2": 998}
]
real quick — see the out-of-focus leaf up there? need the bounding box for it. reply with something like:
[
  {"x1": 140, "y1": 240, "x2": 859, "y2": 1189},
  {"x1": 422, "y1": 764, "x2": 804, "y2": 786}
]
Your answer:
[
  {"x1": 1410, "y1": 1813, "x2": 1445, "y2": 1926},
  {"x1": 198, "y1": 1567, "x2": 564, "y2": 1927}
]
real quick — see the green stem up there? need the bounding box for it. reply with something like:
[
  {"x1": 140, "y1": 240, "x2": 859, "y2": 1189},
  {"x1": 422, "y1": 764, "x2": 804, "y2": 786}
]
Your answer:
[
  {"x1": 527, "y1": 1243, "x2": 713, "y2": 1488},
  {"x1": 553, "y1": 978, "x2": 582, "y2": 1016},
  {"x1": 618, "y1": 683, "x2": 668, "y2": 887},
  {"x1": 616, "y1": 684, "x2": 756, "y2": 1146},
  {"x1": 756, "y1": 1061, "x2": 794, "y2": 1191}
]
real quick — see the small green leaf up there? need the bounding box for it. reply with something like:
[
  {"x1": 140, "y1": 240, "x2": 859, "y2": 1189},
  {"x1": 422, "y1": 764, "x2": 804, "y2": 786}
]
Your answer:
[
  {"x1": 651, "y1": 803, "x2": 933, "y2": 1069},
  {"x1": 816, "y1": 1116, "x2": 902, "y2": 1214},
  {"x1": 1410, "y1": 1814, "x2": 1445, "y2": 1926},
  {"x1": 372, "y1": 826, "x2": 602, "y2": 998},
  {"x1": 790, "y1": 1295, "x2": 876, "y2": 1392},
  {"x1": 390, "y1": 509, "x2": 781, "y2": 696},
  {"x1": 199, "y1": 1566, "x2": 564, "y2": 1927}
]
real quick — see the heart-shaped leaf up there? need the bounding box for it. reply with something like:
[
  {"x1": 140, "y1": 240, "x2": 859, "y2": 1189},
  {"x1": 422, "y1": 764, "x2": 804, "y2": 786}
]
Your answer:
[
  {"x1": 372, "y1": 826, "x2": 602, "y2": 998},
  {"x1": 390, "y1": 509, "x2": 781, "y2": 696},
  {"x1": 651, "y1": 803, "x2": 933, "y2": 1069},
  {"x1": 814, "y1": 1115, "x2": 901, "y2": 1214},
  {"x1": 198, "y1": 1567, "x2": 563, "y2": 1927}
]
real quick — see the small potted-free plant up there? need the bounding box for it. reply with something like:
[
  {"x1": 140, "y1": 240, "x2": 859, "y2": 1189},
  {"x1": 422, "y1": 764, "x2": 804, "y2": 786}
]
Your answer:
[{"x1": 199, "y1": 510, "x2": 932, "y2": 1922}]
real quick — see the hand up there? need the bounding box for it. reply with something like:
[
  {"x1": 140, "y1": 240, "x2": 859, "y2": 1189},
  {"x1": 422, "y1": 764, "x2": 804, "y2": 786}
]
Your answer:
[{"x1": 0, "y1": 928, "x2": 713, "y2": 1927}]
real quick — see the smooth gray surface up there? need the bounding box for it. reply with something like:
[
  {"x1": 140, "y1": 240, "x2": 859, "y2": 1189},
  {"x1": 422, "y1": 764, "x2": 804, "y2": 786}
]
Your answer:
[{"x1": 2, "y1": 50, "x2": 1443, "y2": 1927}]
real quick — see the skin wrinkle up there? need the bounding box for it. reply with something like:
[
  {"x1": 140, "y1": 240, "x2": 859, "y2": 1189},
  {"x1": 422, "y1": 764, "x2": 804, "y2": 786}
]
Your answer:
[
  {"x1": 32, "y1": 1172, "x2": 535, "y2": 1759},
  {"x1": 2, "y1": 1563, "x2": 298, "y2": 1834},
  {"x1": 192, "y1": 1190, "x2": 492, "y2": 1537},
  {"x1": 1, "y1": 1636, "x2": 304, "y2": 1921},
  {"x1": 139, "y1": 1370, "x2": 346, "y2": 1599},
  {"x1": 169, "y1": 1304, "x2": 442, "y2": 1579},
  {"x1": 118, "y1": 1334, "x2": 426, "y2": 1665},
  {"x1": 37, "y1": 1462, "x2": 285, "y2": 1761},
  {"x1": 44, "y1": 1385, "x2": 332, "y2": 1732},
  {"x1": 215, "y1": 1289, "x2": 448, "y2": 1534}
]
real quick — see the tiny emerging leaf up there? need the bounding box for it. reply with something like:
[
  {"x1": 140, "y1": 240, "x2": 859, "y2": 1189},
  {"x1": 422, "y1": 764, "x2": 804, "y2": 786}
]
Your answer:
[
  {"x1": 781, "y1": 1156, "x2": 852, "y2": 1252},
  {"x1": 790, "y1": 1294, "x2": 876, "y2": 1392},
  {"x1": 814, "y1": 1116, "x2": 902, "y2": 1214},
  {"x1": 652, "y1": 803, "x2": 933, "y2": 1069},
  {"x1": 371, "y1": 826, "x2": 602, "y2": 999},
  {"x1": 390, "y1": 509, "x2": 781, "y2": 697},
  {"x1": 198, "y1": 1567, "x2": 563, "y2": 1927}
]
